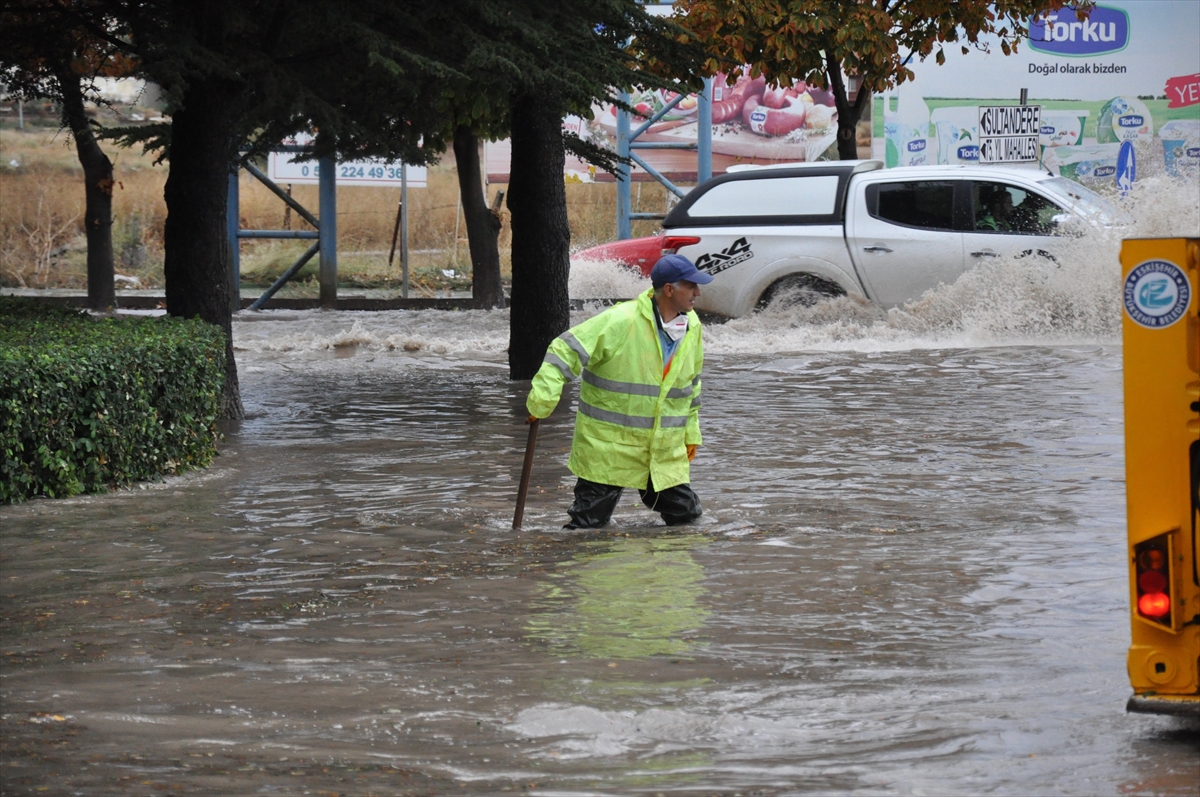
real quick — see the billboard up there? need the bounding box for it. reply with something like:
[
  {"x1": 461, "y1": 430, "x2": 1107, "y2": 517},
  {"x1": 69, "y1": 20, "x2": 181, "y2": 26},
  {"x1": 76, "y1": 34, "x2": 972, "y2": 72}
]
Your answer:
[
  {"x1": 485, "y1": 72, "x2": 849, "y2": 183},
  {"x1": 877, "y1": 1, "x2": 1200, "y2": 184}
]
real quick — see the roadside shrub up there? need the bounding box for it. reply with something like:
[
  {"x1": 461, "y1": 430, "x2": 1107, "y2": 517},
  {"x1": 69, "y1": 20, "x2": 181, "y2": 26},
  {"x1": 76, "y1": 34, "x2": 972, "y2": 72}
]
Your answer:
[{"x1": 0, "y1": 297, "x2": 225, "y2": 503}]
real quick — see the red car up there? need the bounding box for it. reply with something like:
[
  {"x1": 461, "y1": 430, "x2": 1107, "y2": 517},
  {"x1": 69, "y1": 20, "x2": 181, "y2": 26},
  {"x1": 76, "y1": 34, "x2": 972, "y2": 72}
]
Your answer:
[{"x1": 573, "y1": 233, "x2": 701, "y2": 278}]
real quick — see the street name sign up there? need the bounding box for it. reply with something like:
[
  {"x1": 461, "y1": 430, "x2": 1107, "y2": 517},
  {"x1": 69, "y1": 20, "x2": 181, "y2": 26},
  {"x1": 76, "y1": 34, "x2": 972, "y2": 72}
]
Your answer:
[{"x1": 977, "y1": 105, "x2": 1042, "y2": 164}]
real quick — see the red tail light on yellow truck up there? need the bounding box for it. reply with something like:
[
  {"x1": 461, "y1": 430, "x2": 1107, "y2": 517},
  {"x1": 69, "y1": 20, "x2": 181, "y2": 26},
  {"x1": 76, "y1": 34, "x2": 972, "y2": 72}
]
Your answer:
[{"x1": 1134, "y1": 533, "x2": 1173, "y2": 626}]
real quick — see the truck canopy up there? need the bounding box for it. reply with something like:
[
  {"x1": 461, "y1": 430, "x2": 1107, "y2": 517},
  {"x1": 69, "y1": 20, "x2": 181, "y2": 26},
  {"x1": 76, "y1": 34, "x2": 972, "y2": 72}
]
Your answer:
[{"x1": 663, "y1": 160, "x2": 884, "y2": 229}]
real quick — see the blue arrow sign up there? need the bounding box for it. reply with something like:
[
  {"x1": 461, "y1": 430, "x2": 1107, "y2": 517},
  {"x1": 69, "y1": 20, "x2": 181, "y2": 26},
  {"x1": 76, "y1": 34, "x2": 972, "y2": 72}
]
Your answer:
[{"x1": 1117, "y1": 139, "x2": 1136, "y2": 197}]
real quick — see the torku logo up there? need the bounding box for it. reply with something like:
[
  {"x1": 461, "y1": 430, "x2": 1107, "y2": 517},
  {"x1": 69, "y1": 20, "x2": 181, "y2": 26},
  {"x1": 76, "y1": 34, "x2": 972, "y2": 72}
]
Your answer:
[{"x1": 1029, "y1": 5, "x2": 1129, "y2": 58}]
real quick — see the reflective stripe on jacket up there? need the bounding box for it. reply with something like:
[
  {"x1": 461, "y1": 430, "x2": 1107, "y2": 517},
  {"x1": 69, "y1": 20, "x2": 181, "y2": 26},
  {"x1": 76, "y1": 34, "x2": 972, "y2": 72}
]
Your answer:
[{"x1": 526, "y1": 288, "x2": 703, "y2": 490}]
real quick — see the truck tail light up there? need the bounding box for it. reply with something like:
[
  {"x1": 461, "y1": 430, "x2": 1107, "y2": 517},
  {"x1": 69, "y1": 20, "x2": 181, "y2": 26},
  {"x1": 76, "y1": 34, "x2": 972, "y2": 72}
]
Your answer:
[
  {"x1": 1134, "y1": 534, "x2": 1173, "y2": 626},
  {"x1": 661, "y1": 236, "x2": 701, "y2": 255}
]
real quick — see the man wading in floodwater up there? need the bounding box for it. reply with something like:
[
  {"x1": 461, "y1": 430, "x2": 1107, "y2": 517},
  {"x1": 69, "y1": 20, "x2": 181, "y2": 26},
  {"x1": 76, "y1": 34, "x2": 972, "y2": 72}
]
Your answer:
[{"x1": 526, "y1": 254, "x2": 712, "y2": 529}]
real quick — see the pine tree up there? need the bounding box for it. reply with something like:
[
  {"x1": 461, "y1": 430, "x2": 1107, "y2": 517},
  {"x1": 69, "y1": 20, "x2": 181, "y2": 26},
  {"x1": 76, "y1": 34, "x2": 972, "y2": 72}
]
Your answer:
[
  {"x1": 423, "y1": 0, "x2": 704, "y2": 379},
  {"x1": 78, "y1": 0, "x2": 446, "y2": 418},
  {"x1": 0, "y1": 1, "x2": 133, "y2": 311}
]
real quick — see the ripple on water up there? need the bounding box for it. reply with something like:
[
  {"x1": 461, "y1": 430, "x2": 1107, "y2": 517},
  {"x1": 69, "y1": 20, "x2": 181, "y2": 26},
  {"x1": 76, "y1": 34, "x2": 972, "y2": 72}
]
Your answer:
[{"x1": 5, "y1": 179, "x2": 1199, "y2": 792}]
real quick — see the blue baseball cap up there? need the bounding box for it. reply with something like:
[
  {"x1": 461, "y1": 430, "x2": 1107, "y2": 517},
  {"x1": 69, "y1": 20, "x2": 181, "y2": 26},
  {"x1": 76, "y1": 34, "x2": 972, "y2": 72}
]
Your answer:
[{"x1": 650, "y1": 254, "x2": 713, "y2": 288}]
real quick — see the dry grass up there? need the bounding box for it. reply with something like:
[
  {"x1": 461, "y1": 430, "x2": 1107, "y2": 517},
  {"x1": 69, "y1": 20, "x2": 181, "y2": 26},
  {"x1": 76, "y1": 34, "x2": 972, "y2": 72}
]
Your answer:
[
  {"x1": 0, "y1": 125, "x2": 168, "y2": 289},
  {"x1": 0, "y1": 123, "x2": 675, "y2": 293}
]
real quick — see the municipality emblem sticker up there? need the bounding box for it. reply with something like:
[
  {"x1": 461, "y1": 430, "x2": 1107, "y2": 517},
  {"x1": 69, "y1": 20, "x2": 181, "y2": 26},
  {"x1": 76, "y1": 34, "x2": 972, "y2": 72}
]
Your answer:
[{"x1": 1124, "y1": 259, "x2": 1191, "y2": 328}]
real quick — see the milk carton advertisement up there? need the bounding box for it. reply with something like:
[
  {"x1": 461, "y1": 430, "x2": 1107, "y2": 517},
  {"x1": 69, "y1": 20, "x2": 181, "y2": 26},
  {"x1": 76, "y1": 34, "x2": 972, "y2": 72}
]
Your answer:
[
  {"x1": 884, "y1": 89, "x2": 932, "y2": 167},
  {"x1": 1159, "y1": 119, "x2": 1200, "y2": 176},
  {"x1": 1040, "y1": 110, "x2": 1089, "y2": 149},
  {"x1": 931, "y1": 106, "x2": 980, "y2": 164},
  {"x1": 1043, "y1": 143, "x2": 1122, "y2": 185},
  {"x1": 872, "y1": 1, "x2": 1199, "y2": 187}
]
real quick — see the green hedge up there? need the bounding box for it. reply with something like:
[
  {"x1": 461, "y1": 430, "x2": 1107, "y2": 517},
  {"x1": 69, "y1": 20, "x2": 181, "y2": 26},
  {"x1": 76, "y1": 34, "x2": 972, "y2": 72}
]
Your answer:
[{"x1": 1, "y1": 297, "x2": 225, "y2": 503}]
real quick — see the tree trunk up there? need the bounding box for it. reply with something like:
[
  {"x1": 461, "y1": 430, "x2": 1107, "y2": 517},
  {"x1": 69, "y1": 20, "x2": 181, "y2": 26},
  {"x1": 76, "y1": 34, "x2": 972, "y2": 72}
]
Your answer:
[
  {"x1": 507, "y1": 91, "x2": 571, "y2": 380},
  {"x1": 825, "y1": 52, "x2": 872, "y2": 161},
  {"x1": 453, "y1": 126, "x2": 504, "y2": 309},
  {"x1": 55, "y1": 65, "x2": 114, "y2": 311},
  {"x1": 162, "y1": 78, "x2": 244, "y2": 419}
]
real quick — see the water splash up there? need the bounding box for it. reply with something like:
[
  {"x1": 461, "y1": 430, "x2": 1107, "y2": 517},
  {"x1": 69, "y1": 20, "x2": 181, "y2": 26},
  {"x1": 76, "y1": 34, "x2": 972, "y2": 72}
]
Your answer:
[
  {"x1": 234, "y1": 309, "x2": 511, "y2": 362},
  {"x1": 708, "y1": 174, "x2": 1199, "y2": 354},
  {"x1": 569, "y1": 258, "x2": 649, "y2": 299},
  {"x1": 233, "y1": 175, "x2": 1198, "y2": 363}
]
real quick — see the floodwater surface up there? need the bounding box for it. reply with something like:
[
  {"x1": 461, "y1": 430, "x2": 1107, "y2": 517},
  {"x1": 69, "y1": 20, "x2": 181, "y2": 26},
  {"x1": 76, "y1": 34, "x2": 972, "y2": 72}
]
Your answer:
[{"x1": 3, "y1": 177, "x2": 1200, "y2": 795}]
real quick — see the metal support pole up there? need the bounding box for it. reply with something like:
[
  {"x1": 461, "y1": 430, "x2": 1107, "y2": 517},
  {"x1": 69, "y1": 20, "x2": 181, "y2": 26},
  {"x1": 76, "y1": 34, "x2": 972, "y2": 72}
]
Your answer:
[
  {"x1": 1020, "y1": 88, "x2": 1028, "y2": 106},
  {"x1": 629, "y1": 152, "x2": 686, "y2": 198},
  {"x1": 630, "y1": 142, "x2": 697, "y2": 149},
  {"x1": 238, "y1": 230, "x2": 319, "y2": 240},
  {"x1": 698, "y1": 77, "x2": 713, "y2": 185},
  {"x1": 318, "y1": 156, "x2": 337, "y2": 307},
  {"x1": 631, "y1": 91, "x2": 688, "y2": 140},
  {"x1": 401, "y1": 164, "x2": 409, "y2": 299},
  {"x1": 388, "y1": 195, "x2": 402, "y2": 269},
  {"x1": 616, "y1": 90, "x2": 632, "y2": 240},
  {"x1": 249, "y1": 241, "x2": 321, "y2": 310},
  {"x1": 227, "y1": 168, "x2": 240, "y2": 306},
  {"x1": 452, "y1": 191, "x2": 462, "y2": 267},
  {"x1": 243, "y1": 161, "x2": 319, "y2": 228}
]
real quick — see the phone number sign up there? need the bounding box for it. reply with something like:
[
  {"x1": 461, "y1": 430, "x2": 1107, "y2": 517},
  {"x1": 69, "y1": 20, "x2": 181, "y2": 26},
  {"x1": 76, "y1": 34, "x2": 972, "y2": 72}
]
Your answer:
[{"x1": 267, "y1": 151, "x2": 427, "y2": 187}]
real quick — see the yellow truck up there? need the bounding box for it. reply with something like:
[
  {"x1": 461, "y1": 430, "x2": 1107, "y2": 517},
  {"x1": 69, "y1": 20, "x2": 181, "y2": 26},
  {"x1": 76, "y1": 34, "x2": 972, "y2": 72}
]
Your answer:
[{"x1": 1121, "y1": 236, "x2": 1200, "y2": 717}]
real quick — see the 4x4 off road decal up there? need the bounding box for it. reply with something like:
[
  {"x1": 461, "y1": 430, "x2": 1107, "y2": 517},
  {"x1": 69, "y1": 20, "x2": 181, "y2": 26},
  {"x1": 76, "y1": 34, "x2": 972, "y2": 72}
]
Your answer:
[{"x1": 695, "y1": 237, "x2": 754, "y2": 276}]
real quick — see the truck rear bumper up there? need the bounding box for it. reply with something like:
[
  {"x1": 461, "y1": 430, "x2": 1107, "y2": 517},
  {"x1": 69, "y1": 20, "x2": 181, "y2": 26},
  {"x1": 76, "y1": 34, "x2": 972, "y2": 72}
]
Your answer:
[{"x1": 1126, "y1": 694, "x2": 1200, "y2": 717}]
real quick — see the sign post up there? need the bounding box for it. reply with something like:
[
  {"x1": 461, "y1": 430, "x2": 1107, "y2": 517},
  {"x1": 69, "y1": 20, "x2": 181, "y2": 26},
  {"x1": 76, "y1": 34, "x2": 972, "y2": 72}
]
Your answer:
[{"x1": 978, "y1": 104, "x2": 1042, "y2": 164}]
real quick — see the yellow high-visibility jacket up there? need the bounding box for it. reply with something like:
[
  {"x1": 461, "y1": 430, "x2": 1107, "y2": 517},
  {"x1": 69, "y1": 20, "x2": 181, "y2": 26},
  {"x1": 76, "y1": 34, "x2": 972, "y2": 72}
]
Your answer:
[{"x1": 526, "y1": 288, "x2": 703, "y2": 490}]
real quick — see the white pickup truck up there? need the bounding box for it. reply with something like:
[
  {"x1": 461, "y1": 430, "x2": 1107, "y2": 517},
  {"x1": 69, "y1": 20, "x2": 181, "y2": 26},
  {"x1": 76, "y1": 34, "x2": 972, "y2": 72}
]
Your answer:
[{"x1": 652, "y1": 159, "x2": 1121, "y2": 317}]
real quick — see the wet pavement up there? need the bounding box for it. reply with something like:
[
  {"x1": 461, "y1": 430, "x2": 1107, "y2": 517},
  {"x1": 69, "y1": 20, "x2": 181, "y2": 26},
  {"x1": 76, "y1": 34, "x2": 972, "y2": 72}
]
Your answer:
[
  {"x1": 3, "y1": 315, "x2": 1198, "y2": 794},
  {"x1": 6, "y1": 175, "x2": 1200, "y2": 796}
]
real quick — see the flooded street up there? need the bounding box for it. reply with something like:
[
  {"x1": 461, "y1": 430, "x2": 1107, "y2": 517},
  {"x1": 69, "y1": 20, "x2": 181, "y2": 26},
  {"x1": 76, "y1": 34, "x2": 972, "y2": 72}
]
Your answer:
[
  {"x1": 4, "y1": 313, "x2": 1198, "y2": 795},
  {"x1": 4, "y1": 178, "x2": 1200, "y2": 795}
]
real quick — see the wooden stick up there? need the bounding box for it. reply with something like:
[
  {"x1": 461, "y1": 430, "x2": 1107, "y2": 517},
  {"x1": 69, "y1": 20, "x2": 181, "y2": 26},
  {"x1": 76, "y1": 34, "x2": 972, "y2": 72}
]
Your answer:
[{"x1": 513, "y1": 419, "x2": 540, "y2": 530}]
